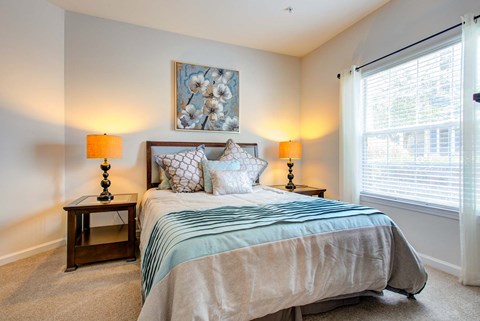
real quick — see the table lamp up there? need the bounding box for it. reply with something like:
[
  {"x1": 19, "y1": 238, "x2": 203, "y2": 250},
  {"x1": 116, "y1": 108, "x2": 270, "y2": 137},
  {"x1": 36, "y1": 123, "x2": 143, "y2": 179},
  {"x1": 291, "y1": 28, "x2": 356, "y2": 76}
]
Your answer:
[
  {"x1": 279, "y1": 140, "x2": 302, "y2": 190},
  {"x1": 86, "y1": 133, "x2": 122, "y2": 202}
]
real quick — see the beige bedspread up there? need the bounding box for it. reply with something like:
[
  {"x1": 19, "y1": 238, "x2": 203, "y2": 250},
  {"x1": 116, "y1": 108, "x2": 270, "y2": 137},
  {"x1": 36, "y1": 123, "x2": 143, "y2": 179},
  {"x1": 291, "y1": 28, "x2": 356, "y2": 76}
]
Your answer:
[{"x1": 138, "y1": 187, "x2": 427, "y2": 321}]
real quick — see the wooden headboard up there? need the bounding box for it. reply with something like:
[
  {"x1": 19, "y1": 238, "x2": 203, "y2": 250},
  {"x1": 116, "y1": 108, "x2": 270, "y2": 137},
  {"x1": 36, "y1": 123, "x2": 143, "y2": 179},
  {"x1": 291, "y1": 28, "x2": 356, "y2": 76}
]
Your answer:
[{"x1": 146, "y1": 141, "x2": 259, "y2": 190}]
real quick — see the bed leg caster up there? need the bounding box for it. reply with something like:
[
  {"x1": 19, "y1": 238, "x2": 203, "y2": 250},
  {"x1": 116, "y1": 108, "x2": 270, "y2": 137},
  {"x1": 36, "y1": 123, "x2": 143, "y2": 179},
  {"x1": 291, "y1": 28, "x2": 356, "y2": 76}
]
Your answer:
[{"x1": 407, "y1": 293, "x2": 416, "y2": 300}]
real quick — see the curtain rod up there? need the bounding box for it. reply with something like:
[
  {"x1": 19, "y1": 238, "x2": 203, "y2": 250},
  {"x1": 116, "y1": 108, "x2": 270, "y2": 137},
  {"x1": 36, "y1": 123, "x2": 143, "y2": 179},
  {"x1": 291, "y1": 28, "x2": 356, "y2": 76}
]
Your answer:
[{"x1": 336, "y1": 14, "x2": 479, "y2": 79}]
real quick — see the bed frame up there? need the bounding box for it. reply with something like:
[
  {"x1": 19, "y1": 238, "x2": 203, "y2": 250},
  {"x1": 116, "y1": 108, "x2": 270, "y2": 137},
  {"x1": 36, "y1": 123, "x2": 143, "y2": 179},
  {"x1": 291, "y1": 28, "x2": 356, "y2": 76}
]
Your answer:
[{"x1": 146, "y1": 141, "x2": 258, "y2": 190}]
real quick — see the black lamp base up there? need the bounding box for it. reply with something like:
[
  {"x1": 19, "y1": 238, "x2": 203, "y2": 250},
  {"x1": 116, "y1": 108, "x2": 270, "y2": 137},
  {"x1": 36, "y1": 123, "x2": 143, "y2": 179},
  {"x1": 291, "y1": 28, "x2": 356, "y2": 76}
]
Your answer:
[
  {"x1": 97, "y1": 192, "x2": 114, "y2": 202},
  {"x1": 285, "y1": 182, "x2": 296, "y2": 190},
  {"x1": 97, "y1": 159, "x2": 114, "y2": 203},
  {"x1": 285, "y1": 161, "x2": 296, "y2": 191}
]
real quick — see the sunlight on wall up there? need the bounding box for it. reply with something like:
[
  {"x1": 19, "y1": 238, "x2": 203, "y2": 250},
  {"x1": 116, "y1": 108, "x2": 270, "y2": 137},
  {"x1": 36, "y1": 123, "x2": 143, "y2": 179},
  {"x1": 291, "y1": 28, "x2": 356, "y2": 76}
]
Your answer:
[
  {"x1": 252, "y1": 118, "x2": 301, "y2": 142},
  {"x1": 67, "y1": 103, "x2": 155, "y2": 134},
  {"x1": 301, "y1": 117, "x2": 338, "y2": 140},
  {"x1": 301, "y1": 104, "x2": 338, "y2": 140},
  {"x1": 1, "y1": 93, "x2": 64, "y2": 126},
  {"x1": 1, "y1": 25, "x2": 64, "y2": 127},
  {"x1": 2, "y1": 88, "x2": 155, "y2": 134}
]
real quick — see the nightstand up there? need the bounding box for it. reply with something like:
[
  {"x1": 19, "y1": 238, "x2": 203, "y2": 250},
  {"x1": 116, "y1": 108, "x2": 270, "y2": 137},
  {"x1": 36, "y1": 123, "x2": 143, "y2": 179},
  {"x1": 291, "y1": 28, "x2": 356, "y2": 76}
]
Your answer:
[
  {"x1": 63, "y1": 193, "x2": 137, "y2": 272},
  {"x1": 270, "y1": 185, "x2": 326, "y2": 198}
]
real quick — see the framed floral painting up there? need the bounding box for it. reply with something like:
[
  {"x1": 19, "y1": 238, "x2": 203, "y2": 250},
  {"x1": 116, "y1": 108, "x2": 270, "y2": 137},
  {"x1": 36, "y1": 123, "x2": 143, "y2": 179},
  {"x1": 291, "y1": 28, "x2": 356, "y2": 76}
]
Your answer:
[{"x1": 175, "y1": 62, "x2": 239, "y2": 132}]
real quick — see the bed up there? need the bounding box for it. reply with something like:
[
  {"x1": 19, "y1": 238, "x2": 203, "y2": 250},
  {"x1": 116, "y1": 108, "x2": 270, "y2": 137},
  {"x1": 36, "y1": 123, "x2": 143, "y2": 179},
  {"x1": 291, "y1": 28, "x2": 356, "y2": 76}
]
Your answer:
[{"x1": 138, "y1": 141, "x2": 427, "y2": 321}]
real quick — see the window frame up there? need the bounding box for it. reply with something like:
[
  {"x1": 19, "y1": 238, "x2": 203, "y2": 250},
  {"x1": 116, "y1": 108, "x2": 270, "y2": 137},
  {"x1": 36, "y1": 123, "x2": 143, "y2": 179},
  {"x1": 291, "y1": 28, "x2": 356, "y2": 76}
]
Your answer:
[
  {"x1": 359, "y1": 35, "x2": 462, "y2": 218},
  {"x1": 360, "y1": 193, "x2": 459, "y2": 220}
]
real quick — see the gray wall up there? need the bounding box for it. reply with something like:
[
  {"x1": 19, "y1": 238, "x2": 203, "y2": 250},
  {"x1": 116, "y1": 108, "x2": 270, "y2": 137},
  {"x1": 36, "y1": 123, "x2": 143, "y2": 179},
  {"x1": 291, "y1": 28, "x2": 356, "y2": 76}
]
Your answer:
[
  {"x1": 300, "y1": 0, "x2": 480, "y2": 274},
  {"x1": 64, "y1": 13, "x2": 302, "y2": 226},
  {"x1": 2, "y1": 0, "x2": 477, "y2": 274},
  {"x1": 0, "y1": 0, "x2": 65, "y2": 263}
]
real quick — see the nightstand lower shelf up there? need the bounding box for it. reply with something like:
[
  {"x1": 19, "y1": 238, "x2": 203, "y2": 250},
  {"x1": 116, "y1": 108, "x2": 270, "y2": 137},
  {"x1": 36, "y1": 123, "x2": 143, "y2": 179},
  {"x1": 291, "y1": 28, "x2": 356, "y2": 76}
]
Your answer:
[
  {"x1": 74, "y1": 225, "x2": 132, "y2": 266},
  {"x1": 77, "y1": 224, "x2": 128, "y2": 245}
]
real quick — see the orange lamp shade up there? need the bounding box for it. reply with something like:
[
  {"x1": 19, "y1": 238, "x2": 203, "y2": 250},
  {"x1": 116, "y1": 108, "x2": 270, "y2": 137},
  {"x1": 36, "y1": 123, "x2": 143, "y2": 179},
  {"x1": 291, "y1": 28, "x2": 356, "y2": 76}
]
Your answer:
[
  {"x1": 279, "y1": 141, "x2": 302, "y2": 160},
  {"x1": 86, "y1": 134, "x2": 122, "y2": 159}
]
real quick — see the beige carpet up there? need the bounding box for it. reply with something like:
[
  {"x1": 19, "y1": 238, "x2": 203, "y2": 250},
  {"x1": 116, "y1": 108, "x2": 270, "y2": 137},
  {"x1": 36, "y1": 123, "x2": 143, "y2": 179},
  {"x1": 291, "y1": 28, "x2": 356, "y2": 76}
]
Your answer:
[
  {"x1": 0, "y1": 247, "x2": 479, "y2": 321},
  {"x1": 0, "y1": 247, "x2": 141, "y2": 321}
]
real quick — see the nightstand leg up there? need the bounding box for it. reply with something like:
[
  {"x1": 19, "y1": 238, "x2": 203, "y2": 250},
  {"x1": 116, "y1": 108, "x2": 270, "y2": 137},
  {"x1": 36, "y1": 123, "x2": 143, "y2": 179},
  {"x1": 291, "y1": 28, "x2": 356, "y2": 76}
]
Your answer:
[
  {"x1": 83, "y1": 212, "x2": 90, "y2": 231},
  {"x1": 126, "y1": 206, "x2": 136, "y2": 261},
  {"x1": 65, "y1": 211, "x2": 77, "y2": 272}
]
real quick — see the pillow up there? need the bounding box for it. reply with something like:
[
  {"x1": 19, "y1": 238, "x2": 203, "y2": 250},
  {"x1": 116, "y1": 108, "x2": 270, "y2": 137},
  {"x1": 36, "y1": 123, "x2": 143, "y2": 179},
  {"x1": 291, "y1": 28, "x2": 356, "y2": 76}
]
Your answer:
[
  {"x1": 202, "y1": 160, "x2": 241, "y2": 193},
  {"x1": 219, "y1": 139, "x2": 268, "y2": 185},
  {"x1": 210, "y1": 170, "x2": 253, "y2": 196},
  {"x1": 154, "y1": 145, "x2": 205, "y2": 191},
  {"x1": 158, "y1": 167, "x2": 171, "y2": 190},
  {"x1": 154, "y1": 147, "x2": 206, "y2": 193}
]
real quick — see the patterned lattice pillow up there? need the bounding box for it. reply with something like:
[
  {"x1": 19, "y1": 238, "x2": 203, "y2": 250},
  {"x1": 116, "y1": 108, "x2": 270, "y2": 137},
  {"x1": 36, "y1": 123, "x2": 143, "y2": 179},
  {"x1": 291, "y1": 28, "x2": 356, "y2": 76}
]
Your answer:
[
  {"x1": 158, "y1": 167, "x2": 171, "y2": 190},
  {"x1": 219, "y1": 139, "x2": 268, "y2": 185},
  {"x1": 155, "y1": 147, "x2": 206, "y2": 193}
]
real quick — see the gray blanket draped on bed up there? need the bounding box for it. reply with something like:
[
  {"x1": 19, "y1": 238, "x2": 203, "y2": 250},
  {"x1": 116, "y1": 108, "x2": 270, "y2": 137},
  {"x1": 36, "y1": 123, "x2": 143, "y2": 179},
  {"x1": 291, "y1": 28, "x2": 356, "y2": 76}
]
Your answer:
[{"x1": 138, "y1": 198, "x2": 427, "y2": 321}]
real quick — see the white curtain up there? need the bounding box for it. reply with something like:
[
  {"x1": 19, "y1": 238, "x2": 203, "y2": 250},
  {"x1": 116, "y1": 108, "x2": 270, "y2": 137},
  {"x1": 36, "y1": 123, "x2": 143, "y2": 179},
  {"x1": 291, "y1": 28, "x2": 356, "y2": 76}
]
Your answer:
[
  {"x1": 339, "y1": 66, "x2": 362, "y2": 204},
  {"x1": 460, "y1": 14, "x2": 480, "y2": 286}
]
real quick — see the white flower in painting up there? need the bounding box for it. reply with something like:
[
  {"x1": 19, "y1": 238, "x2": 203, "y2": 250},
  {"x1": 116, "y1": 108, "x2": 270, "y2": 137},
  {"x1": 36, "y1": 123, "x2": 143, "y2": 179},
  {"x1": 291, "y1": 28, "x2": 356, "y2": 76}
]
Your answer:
[
  {"x1": 213, "y1": 83, "x2": 232, "y2": 103},
  {"x1": 177, "y1": 117, "x2": 195, "y2": 129},
  {"x1": 187, "y1": 73, "x2": 210, "y2": 94},
  {"x1": 212, "y1": 68, "x2": 233, "y2": 84},
  {"x1": 222, "y1": 116, "x2": 239, "y2": 132},
  {"x1": 204, "y1": 119, "x2": 216, "y2": 131},
  {"x1": 178, "y1": 104, "x2": 202, "y2": 129},
  {"x1": 182, "y1": 104, "x2": 203, "y2": 123},
  {"x1": 203, "y1": 99, "x2": 224, "y2": 122},
  {"x1": 204, "y1": 97, "x2": 222, "y2": 110},
  {"x1": 202, "y1": 84, "x2": 215, "y2": 100}
]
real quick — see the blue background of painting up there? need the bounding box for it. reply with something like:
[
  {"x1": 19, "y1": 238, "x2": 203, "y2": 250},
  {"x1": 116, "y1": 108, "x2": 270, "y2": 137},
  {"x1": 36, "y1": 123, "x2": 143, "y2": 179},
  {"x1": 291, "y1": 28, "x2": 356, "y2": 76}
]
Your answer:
[{"x1": 176, "y1": 62, "x2": 239, "y2": 131}]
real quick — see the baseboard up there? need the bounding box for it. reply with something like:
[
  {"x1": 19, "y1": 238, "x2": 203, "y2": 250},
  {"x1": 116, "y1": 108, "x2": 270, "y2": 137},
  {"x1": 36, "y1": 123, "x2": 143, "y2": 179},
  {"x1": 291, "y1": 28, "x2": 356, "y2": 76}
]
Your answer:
[
  {"x1": 418, "y1": 252, "x2": 461, "y2": 277},
  {"x1": 0, "y1": 238, "x2": 66, "y2": 267}
]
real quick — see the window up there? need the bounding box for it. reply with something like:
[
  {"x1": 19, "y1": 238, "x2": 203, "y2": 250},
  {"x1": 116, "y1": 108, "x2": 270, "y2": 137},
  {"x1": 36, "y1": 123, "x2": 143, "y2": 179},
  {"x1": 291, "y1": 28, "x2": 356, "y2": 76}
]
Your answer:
[
  {"x1": 361, "y1": 42, "x2": 462, "y2": 208},
  {"x1": 430, "y1": 129, "x2": 438, "y2": 153}
]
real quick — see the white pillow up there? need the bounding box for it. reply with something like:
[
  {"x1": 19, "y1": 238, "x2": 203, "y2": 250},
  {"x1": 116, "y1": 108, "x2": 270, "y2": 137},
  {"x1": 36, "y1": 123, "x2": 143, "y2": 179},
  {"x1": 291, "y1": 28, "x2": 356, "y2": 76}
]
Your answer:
[{"x1": 210, "y1": 170, "x2": 253, "y2": 196}]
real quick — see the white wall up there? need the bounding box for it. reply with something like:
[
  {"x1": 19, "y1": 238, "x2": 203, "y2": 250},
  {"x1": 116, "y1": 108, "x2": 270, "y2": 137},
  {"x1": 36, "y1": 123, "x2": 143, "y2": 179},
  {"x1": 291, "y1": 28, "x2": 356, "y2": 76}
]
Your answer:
[
  {"x1": 64, "y1": 13, "x2": 301, "y2": 225},
  {"x1": 301, "y1": 0, "x2": 480, "y2": 273},
  {"x1": 0, "y1": 0, "x2": 65, "y2": 264}
]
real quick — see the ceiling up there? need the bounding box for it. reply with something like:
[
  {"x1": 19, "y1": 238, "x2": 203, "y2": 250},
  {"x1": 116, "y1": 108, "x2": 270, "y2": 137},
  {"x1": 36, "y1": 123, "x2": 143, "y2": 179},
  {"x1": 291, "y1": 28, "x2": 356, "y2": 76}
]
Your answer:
[{"x1": 48, "y1": 0, "x2": 390, "y2": 57}]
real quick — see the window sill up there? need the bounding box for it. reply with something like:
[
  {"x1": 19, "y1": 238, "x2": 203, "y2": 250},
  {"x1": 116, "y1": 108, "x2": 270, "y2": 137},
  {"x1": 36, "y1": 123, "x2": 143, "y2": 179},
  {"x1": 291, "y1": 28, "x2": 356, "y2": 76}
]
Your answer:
[{"x1": 360, "y1": 193, "x2": 459, "y2": 221}]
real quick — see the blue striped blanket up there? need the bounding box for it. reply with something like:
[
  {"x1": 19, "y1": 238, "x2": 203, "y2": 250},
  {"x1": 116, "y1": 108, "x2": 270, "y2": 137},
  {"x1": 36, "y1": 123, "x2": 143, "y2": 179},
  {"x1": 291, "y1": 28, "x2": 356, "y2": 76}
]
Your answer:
[{"x1": 141, "y1": 198, "x2": 393, "y2": 298}]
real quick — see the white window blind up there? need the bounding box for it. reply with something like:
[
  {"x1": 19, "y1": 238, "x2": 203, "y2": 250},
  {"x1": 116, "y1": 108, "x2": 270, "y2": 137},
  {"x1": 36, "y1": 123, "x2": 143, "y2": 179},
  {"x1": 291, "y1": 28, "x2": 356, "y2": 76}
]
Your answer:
[{"x1": 362, "y1": 42, "x2": 462, "y2": 208}]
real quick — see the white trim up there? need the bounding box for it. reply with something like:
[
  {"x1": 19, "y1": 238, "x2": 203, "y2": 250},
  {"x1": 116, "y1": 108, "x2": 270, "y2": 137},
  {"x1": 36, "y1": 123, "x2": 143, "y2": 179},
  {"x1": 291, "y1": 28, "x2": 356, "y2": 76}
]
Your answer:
[
  {"x1": 418, "y1": 252, "x2": 461, "y2": 277},
  {"x1": 0, "y1": 238, "x2": 65, "y2": 267},
  {"x1": 360, "y1": 193, "x2": 459, "y2": 221}
]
